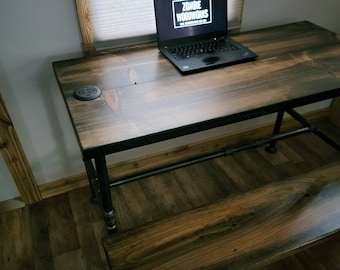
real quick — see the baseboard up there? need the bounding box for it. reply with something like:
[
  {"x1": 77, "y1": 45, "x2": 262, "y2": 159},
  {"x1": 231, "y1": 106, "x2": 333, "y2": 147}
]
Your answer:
[
  {"x1": 39, "y1": 108, "x2": 330, "y2": 200},
  {"x1": 0, "y1": 198, "x2": 25, "y2": 214},
  {"x1": 39, "y1": 172, "x2": 89, "y2": 199}
]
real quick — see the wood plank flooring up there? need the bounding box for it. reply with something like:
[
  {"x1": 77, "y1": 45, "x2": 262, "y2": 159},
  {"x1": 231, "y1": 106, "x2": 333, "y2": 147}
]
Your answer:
[{"x1": 1, "y1": 122, "x2": 339, "y2": 270}]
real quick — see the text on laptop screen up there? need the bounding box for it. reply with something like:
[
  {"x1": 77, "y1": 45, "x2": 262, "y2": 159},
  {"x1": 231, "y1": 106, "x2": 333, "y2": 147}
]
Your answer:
[
  {"x1": 154, "y1": 0, "x2": 227, "y2": 42},
  {"x1": 173, "y1": 0, "x2": 212, "y2": 28}
]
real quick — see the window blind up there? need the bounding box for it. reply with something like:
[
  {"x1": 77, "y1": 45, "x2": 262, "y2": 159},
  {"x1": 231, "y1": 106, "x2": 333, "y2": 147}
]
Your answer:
[{"x1": 88, "y1": 0, "x2": 244, "y2": 47}]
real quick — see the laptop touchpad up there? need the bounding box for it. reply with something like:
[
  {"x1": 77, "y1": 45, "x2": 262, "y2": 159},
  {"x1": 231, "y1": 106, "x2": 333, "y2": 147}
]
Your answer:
[{"x1": 203, "y1": 56, "x2": 220, "y2": 65}]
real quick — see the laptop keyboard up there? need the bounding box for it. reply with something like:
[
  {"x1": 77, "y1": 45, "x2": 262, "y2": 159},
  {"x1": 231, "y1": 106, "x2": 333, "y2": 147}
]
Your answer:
[{"x1": 166, "y1": 38, "x2": 242, "y2": 60}]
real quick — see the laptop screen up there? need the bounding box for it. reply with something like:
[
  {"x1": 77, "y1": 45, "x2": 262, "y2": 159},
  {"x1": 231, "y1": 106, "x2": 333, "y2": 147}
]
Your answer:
[{"x1": 154, "y1": 0, "x2": 227, "y2": 44}]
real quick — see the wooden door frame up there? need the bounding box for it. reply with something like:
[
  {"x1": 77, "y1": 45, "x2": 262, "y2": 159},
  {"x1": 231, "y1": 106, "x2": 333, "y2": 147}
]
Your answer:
[{"x1": 0, "y1": 95, "x2": 42, "y2": 205}]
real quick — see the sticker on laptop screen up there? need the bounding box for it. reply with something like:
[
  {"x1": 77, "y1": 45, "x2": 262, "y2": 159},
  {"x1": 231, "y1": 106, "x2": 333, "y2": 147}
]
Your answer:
[{"x1": 172, "y1": 0, "x2": 212, "y2": 29}]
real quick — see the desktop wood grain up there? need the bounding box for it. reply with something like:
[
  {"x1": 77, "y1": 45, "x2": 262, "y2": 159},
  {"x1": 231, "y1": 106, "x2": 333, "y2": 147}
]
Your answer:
[
  {"x1": 104, "y1": 162, "x2": 340, "y2": 270},
  {"x1": 53, "y1": 21, "x2": 340, "y2": 157}
]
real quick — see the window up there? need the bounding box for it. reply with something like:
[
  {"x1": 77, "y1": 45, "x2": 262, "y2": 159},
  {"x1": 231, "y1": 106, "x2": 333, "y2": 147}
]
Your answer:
[{"x1": 75, "y1": 0, "x2": 245, "y2": 55}]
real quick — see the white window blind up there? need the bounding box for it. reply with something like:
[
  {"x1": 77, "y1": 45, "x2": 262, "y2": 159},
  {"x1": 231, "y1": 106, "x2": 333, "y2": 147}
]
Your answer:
[{"x1": 88, "y1": 0, "x2": 244, "y2": 47}]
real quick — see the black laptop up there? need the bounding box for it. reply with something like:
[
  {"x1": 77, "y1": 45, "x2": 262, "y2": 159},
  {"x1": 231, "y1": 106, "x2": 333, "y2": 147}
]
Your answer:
[{"x1": 153, "y1": 0, "x2": 257, "y2": 73}]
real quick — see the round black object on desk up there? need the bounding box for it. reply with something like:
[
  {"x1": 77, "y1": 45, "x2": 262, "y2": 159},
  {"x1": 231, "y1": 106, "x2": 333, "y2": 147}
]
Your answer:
[{"x1": 73, "y1": 85, "x2": 102, "y2": 101}]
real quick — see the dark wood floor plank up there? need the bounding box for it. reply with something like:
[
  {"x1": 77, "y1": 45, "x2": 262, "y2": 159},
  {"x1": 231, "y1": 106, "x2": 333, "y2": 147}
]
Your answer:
[
  {"x1": 68, "y1": 187, "x2": 108, "y2": 270},
  {"x1": 273, "y1": 140, "x2": 304, "y2": 164},
  {"x1": 257, "y1": 144, "x2": 290, "y2": 166},
  {"x1": 44, "y1": 193, "x2": 80, "y2": 257},
  {"x1": 111, "y1": 185, "x2": 138, "y2": 230},
  {"x1": 256, "y1": 143, "x2": 298, "y2": 180},
  {"x1": 116, "y1": 181, "x2": 158, "y2": 229},
  {"x1": 200, "y1": 159, "x2": 240, "y2": 194},
  {"x1": 232, "y1": 149, "x2": 275, "y2": 185},
  {"x1": 29, "y1": 203, "x2": 55, "y2": 270},
  {"x1": 214, "y1": 155, "x2": 258, "y2": 191},
  {"x1": 288, "y1": 134, "x2": 339, "y2": 167},
  {"x1": 0, "y1": 121, "x2": 339, "y2": 270},
  {"x1": 0, "y1": 207, "x2": 34, "y2": 270},
  {"x1": 316, "y1": 120, "x2": 340, "y2": 145},
  {"x1": 54, "y1": 249, "x2": 86, "y2": 270},
  {"x1": 172, "y1": 165, "x2": 214, "y2": 207},
  {"x1": 184, "y1": 162, "x2": 228, "y2": 200},
  {"x1": 139, "y1": 172, "x2": 193, "y2": 219}
]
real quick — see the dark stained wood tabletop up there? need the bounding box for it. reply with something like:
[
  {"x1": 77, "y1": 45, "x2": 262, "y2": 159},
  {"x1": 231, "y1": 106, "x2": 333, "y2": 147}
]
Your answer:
[
  {"x1": 53, "y1": 21, "x2": 340, "y2": 159},
  {"x1": 103, "y1": 162, "x2": 340, "y2": 269}
]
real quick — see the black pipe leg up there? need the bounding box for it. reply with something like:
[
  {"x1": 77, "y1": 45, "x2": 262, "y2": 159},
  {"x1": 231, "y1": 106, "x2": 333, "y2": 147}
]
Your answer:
[
  {"x1": 266, "y1": 111, "x2": 285, "y2": 154},
  {"x1": 286, "y1": 109, "x2": 340, "y2": 152},
  {"x1": 84, "y1": 159, "x2": 98, "y2": 203},
  {"x1": 95, "y1": 156, "x2": 116, "y2": 232}
]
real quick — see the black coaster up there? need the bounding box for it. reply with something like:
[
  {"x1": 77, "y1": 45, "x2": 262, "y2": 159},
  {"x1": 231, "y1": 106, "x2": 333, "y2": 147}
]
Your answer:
[{"x1": 73, "y1": 85, "x2": 102, "y2": 101}]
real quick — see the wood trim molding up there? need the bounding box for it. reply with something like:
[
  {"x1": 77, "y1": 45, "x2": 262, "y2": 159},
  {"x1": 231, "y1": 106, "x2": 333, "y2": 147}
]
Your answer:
[
  {"x1": 0, "y1": 198, "x2": 25, "y2": 214},
  {"x1": 74, "y1": 0, "x2": 96, "y2": 56},
  {"x1": 39, "y1": 108, "x2": 330, "y2": 200},
  {"x1": 39, "y1": 172, "x2": 89, "y2": 199},
  {"x1": 330, "y1": 97, "x2": 340, "y2": 127},
  {"x1": 0, "y1": 95, "x2": 42, "y2": 204}
]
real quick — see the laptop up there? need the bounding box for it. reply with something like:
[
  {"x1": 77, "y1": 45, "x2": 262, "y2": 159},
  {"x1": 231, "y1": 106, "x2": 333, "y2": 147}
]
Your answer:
[{"x1": 153, "y1": 0, "x2": 257, "y2": 73}]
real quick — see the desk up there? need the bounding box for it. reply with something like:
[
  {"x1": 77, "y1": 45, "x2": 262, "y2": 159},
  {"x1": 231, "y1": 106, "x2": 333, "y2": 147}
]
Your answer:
[{"x1": 53, "y1": 21, "x2": 340, "y2": 231}]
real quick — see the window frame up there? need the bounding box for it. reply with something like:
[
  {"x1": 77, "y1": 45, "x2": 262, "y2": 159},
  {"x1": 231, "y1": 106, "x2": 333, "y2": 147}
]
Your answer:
[
  {"x1": 75, "y1": 0, "x2": 96, "y2": 55},
  {"x1": 74, "y1": 0, "x2": 245, "y2": 56}
]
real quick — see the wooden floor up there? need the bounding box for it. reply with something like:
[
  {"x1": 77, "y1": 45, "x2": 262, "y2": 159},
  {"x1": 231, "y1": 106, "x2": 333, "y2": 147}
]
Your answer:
[{"x1": 1, "y1": 122, "x2": 339, "y2": 270}]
